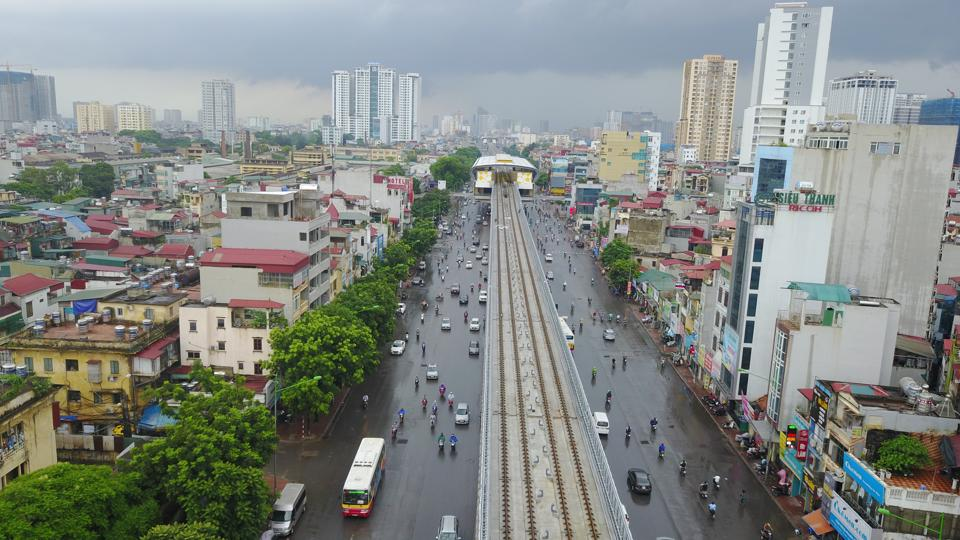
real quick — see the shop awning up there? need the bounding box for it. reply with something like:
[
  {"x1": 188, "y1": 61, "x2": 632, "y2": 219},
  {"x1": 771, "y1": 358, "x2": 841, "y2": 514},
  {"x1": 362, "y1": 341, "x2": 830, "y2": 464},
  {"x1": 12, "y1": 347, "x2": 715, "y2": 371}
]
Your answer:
[{"x1": 802, "y1": 509, "x2": 834, "y2": 535}]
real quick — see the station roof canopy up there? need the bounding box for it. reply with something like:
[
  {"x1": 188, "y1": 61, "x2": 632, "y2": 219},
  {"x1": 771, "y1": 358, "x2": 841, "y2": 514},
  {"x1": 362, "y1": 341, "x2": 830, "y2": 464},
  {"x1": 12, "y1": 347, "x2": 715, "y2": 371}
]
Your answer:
[{"x1": 472, "y1": 154, "x2": 536, "y2": 173}]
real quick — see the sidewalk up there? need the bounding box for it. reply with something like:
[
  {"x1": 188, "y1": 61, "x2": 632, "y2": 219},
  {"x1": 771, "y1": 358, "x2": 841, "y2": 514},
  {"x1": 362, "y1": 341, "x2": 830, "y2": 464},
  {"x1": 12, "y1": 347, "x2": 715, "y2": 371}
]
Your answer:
[
  {"x1": 276, "y1": 387, "x2": 350, "y2": 441},
  {"x1": 627, "y1": 305, "x2": 806, "y2": 531}
]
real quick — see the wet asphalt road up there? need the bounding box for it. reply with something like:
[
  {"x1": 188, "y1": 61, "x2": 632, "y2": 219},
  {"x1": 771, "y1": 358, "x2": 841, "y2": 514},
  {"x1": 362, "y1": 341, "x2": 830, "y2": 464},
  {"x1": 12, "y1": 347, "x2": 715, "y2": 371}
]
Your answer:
[{"x1": 272, "y1": 194, "x2": 797, "y2": 540}]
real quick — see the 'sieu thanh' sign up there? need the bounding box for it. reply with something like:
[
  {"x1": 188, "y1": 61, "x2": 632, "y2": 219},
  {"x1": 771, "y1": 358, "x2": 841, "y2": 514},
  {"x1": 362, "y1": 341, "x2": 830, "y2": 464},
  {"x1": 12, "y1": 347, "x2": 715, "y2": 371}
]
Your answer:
[{"x1": 761, "y1": 191, "x2": 837, "y2": 212}]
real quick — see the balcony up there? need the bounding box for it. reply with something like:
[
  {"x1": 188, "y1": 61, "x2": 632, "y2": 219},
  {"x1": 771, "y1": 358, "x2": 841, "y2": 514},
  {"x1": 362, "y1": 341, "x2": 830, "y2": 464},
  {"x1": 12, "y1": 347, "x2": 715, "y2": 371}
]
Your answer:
[{"x1": 886, "y1": 486, "x2": 960, "y2": 515}]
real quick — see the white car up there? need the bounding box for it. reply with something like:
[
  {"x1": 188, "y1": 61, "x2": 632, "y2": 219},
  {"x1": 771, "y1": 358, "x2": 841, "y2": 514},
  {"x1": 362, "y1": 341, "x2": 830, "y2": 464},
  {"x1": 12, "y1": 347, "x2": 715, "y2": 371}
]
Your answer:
[
  {"x1": 481, "y1": 257, "x2": 488, "y2": 266},
  {"x1": 426, "y1": 364, "x2": 439, "y2": 380},
  {"x1": 469, "y1": 245, "x2": 477, "y2": 253},
  {"x1": 469, "y1": 318, "x2": 481, "y2": 332},
  {"x1": 545, "y1": 253, "x2": 554, "y2": 262},
  {"x1": 478, "y1": 290, "x2": 488, "y2": 303},
  {"x1": 546, "y1": 270, "x2": 554, "y2": 280},
  {"x1": 455, "y1": 403, "x2": 470, "y2": 425},
  {"x1": 390, "y1": 339, "x2": 406, "y2": 355},
  {"x1": 603, "y1": 328, "x2": 616, "y2": 341},
  {"x1": 441, "y1": 317, "x2": 452, "y2": 331},
  {"x1": 396, "y1": 303, "x2": 406, "y2": 315},
  {"x1": 465, "y1": 260, "x2": 473, "y2": 269}
]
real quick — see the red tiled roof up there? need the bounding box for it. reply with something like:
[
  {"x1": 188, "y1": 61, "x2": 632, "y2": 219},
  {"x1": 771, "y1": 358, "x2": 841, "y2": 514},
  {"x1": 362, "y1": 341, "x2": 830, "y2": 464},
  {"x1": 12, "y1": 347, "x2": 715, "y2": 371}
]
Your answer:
[
  {"x1": 935, "y1": 284, "x2": 957, "y2": 297},
  {"x1": 155, "y1": 244, "x2": 195, "y2": 258},
  {"x1": 716, "y1": 219, "x2": 736, "y2": 229},
  {"x1": 139, "y1": 204, "x2": 161, "y2": 211},
  {"x1": 137, "y1": 332, "x2": 179, "y2": 360},
  {"x1": 199, "y1": 248, "x2": 309, "y2": 274},
  {"x1": 72, "y1": 237, "x2": 119, "y2": 250},
  {"x1": 210, "y1": 210, "x2": 227, "y2": 219},
  {"x1": 720, "y1": 255, "x2": 733, "y2": 266},
  {"x1": 228, "y1": 299, "x2": 285, "y2": 309},
  {"x1": 641, "y1": 196, "x2": 663, "y2": 209},
  {"x1": 72, "y1": 262, "x2": 129, "y2": 273},
  {"x1": 618, "y1": 201, "x2": 644, "y2": 210},
  {"x1": 132, "y1": 230, "x2": 164, "y2": 239},
  {"x1": 1, "y1": 273, "x2": 63, "y2": 296},
  {"x1": 87, "y1": 223, "x2": 116, "y2": 234},
  {"x1": 660, "y1": 259, "x2": 686, "y2": 267},
  {"x1": 109, "y1": 245, "x2": 154, "y2": 257},
  {"x1": 243, "y1": 375, "x2": 270, "y2": 394},
  {"x1": 326, "y1": 204, "x2": 340, "y2": 220},
  {"x1": 705, "y1": 206, "x2": 720, "y2": 215},
  {"x1": 648, "y1": 191, "x2": 668, "y2": 198},
  {"x1": 0, "y1": 303, "x2": 20, "y2": 318}
]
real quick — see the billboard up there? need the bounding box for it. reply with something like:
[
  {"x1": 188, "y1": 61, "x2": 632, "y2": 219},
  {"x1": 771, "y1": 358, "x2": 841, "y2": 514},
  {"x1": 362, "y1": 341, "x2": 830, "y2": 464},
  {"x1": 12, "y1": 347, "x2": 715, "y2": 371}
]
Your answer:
[
  {"x1": 516, "y1": 171, "x2": 533, "y2": 191},
  {"x1": 721, "y1": 327, "x2": 739, "y2": 370}
]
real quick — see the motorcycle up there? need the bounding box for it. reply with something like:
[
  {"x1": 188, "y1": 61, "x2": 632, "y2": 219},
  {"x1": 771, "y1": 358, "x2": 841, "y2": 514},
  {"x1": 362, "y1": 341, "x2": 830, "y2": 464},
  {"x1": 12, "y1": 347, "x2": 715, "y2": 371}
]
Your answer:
[
  {"x1": 679, "y1": 462, "x2": 687, "y2": 476},
  {"x1": 772, "y1": 484, "x2": 789, "y2": 496},
  {"x1": 448, "y1": 394, "x2": 455, "y2": 409},
  {"x1": 712, "y1": 476, "x2": 721, "y2": 491},
  {"x1": 391, "y1": 424, "x2": 398, "y2": 440},
  {"x1": 449, "y1": 435, "x2": 458, "y2": 451},
  {"x1": 421, "y1": 397, "x2": 428, "y2": 410},
  {"x1": 430, "y1": 414, "x2": 436, "y2": 429},
  {"x1": 439, "y1": 384, "x2": 446, "y2": 397},
  {"x1": 625, "y1": 425, "x2": 632, "y2": 439},
  {"x1": 708, "y1": 503, "x2": 716, "y2": 519},
  {"x1": 699, "y1": 483, "x2": 709, "y2": 499}
]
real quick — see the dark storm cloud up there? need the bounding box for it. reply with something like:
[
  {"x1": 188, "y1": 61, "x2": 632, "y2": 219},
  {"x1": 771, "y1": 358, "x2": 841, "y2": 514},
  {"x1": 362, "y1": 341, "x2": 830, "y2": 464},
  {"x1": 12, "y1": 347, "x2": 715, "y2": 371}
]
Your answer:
[{"x1": 4, "y1": 0, "x2": 958, "y2": 126}]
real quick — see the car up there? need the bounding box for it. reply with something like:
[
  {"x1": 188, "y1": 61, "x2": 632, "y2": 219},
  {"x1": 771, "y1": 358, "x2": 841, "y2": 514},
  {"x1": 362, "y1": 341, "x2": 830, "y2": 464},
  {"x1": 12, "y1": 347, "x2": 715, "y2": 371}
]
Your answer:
[
  {"x1": 481, "y1": 257, "x2": 488, "y2": 266},
  {"x1": 469, "y1": 318, "x2": 480, "y2": 331},
  {"x1": 411, "y1": 276, "x2": 424, "y2": 286},
  {"x1": 450, "y1": 283, "x2": 460, "y2": 295},
  {"x1": 459, "y1": 294, "x2": 469, "y2": 305},
  {"x1": 465, "y1": 261, "x2": 473, "y2": 269},
  {"x1": 545, "y1": 253, "x2": 554, "y2": 262},
  {"x1": 478, "y1": 290, "x2": 488, "y2": 303},
  {"x1": 546, "y1": 270, "x2": 555, "y2": 280},
  {"x1": 468, "y1": 340, "x2": 480, "y2": 356},
  {"x1": 455, "y1": 403, "x2": 470, "y2": 425},
  {"x1": 426, "y1": 364, "x2": 439, "y2": 380},
  {"x1": 441, "y1": 317, "x2": 452, "y2": 331},
  {"x1": 418, "y1": 260, "x2": 427, "y2": 270},
  {"x1": 461, "y1": 214, "x2": 467, "y2": 219},
  {"x1": 469, "y1": 245, "x2": 477, "y2": 253},
  {"x1": 396, "y1": 303, "x2": 406, "y2": 315},
  {"x1": 603, "y1": 328, "x2": 616, "y2": 341},
  {"x1": 482, "y1": 220, "x2": 488, "y2": 226},
  {"x1": 390, "y1": 340, "x2": 406, "y2": 355},
  {"x1": 436, "y1": 515, "x2": 461, "y2": 540},
  {"x1": 627, "y1": 468, "x2": 653, "y2": 495},
  {"x1": 476, "y1": 251, "x2": 483, "y2": 260},
  {"x1": 472, "y1": 238, "x2": 481, "y2": 246}
]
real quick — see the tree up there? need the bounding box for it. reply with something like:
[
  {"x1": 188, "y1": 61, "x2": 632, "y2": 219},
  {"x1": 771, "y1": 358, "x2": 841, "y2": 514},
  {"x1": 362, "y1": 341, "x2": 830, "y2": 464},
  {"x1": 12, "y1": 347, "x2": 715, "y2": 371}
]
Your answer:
[
  {"x1": 78, "y1": 162, "x2": 116, "y2": 197},
  {"x1": 0, "y1": 463, "x2": 160, "y2": 540},
  {"x1": 382, "y1": 240, "x2": 414, "y2": 268},
  {"x1": 600, "y1": 239, "x2": 633, "y2": 270},
  {"x1": 379, "y1": 163, "x2": 407, "y2": 176},
  {"x1": 142, "y1": 522, "x2": 224, "y2": 540},
  {"x1": 451, "y1": 146, "x2": 481, "y2": 163},
  {"x1": 413, "y1": 177, "x2": 422, "y2": 194},
  {"x1": 429, "y1": 155, "x2": 471, "y2": 190},
  {"x1": 411, "y1": 190, "x2": 450, "y2": 221},
  {"x1": 129, "y1": 366, "x2": 275, "y2": 540},
  {"x1": 7, "y1": 161, "x2": 77, "y2": 200},
  {"x1": 874, "y1": 435, "x2": 931, "y2": 475},
  {"x1": 268, "y1": 308, "x2": 378, "y2": 417},
  {"x1": 607, "y1": 258, "x2": 639, "y2": 289},
  {"x1": 333, "y1": 276, "x2": 398, "y2": 345}
]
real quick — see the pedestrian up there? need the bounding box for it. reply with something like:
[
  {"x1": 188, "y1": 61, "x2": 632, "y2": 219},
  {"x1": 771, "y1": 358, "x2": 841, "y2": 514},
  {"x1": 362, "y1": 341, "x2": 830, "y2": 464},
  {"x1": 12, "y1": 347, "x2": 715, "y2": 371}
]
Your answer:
[{"x1": 739, "y1": 489, "x2": 747, "y2": 505}]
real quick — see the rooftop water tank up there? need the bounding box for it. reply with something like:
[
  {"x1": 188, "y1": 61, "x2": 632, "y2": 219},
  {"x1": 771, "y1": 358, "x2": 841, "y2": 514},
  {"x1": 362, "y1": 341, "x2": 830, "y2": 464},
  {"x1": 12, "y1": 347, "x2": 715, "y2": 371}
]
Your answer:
[
  {"x1": 916, "y1": 391, "x2": 935, "y2": 414},
  {"x1": 1, "y1": 363, "x2": 16, "y2": 374},
  {"x1": 114, "y1": 325, "x2": 126, "y2": 339},
  {"x1": 77, "y1": 319, "x2": 89, "y2": 334},
  {"x1": 142, "y1": 319, "x2": 153, "y2": 332},
  {"x1": 899, "y1": 377, "x2": 922, "y2": 404},
  {"x1": 101, "y1": 309, "x2": 113, "y2": 323},
  {"x1": 128, "y1": 326, "x2": 139, "y2": 339}
]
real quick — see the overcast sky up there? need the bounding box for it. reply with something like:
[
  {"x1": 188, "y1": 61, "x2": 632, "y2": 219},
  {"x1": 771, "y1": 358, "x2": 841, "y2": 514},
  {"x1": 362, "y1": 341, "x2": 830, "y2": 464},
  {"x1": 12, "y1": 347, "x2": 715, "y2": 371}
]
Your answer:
[{"x1": 5, "y1": 0, "x2": 959, "y2": 129}]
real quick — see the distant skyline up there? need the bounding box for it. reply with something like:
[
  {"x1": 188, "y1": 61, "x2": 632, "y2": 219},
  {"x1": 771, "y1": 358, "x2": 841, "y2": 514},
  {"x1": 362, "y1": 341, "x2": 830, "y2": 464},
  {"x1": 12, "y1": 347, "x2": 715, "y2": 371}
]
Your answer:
[{"x1": 4, "y1": 0, "x2": 958, "y2": 129}]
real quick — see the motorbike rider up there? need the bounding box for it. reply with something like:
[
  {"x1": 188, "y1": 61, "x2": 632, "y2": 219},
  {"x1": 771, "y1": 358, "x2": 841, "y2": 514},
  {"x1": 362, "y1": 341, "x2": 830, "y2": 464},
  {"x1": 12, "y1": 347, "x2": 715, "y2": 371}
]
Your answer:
[
  {"x1": 415, "y1": 376, "x2": 420, "y2": 389},
  {"x1": 421, "y1": 313, "x2": 426, "y2": 323},
  {"x1": 362, "y1": 394, "x2": 369, "y2": 409},
  {"x1": 562, "y1": 282, "x2": 567, "y2": 291},
  {"x1": 650, "y1": 417, "x2": 658, "y2": 430},
  {"x1": 680, "y1": 459, "x2": 687, "y2": 474},
  {"x1": 625, "y1": 424, "x2": 632, "y2": 437},
  {"x1": 699, "y1": 482, "x2": 709, "y2": 497},
  {"x1": 416, "y1": 329, "x2": 420, "y2": 341},
  {"x1": 708, "y1": 501, "x2": 717, "y2": 518},
  {"x1": 591, "y1": 366, "x2": 597, "y2": 379},
  {"x1": 658, "y1": 442, "x2": 666, "y2": 456},
  {"x1": 606, "y1": 390, "x2": 612, "y2": 403}
]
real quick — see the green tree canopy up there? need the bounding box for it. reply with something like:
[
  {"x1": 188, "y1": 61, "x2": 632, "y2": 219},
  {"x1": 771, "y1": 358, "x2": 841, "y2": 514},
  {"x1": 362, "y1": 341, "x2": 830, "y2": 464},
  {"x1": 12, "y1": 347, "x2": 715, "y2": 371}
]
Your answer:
[
  {"x1": 129, "y1": 366, "x2": 275, "y2": 540},
  {"x1": 0, "y1": 463, "x2": 159, "y2": 540},
  {"x1": 403, "y1": 219, "x2": 439, "y2": 257},
  {"x1": 874, "y1": 435, "x2": 931, "y2": 475},
  {"x1": 607, "y1": 258, "x2": 639, "y2": 289},
  {"x1": 378, "y1": 163, "x2": 407, "y2": 176},
  {"x1": 382, "y1": 240, "x2": 414, "y2": 268},
  {"x1": 411, "y1": 189, "x2": 450, "y2": 221},
  {"x1": 429, "y1": 155, "x2": 472, "y2": 191},
  {"x1": 141, "y1": 522, "x2": 224, "y2": 540},
  {"x1": 600, "y1": 239, "x2": 633, "y2": 270},
  {"x1": 8, "y1": 161, "x2": 77, "y2": 200},
  {"x1": 78, "y1": 162, "x2": 116, "y2": 197},
  {"x1": 333, "y1": 276, "x2": 398, "y2": 345},
  {"x1": 268, "y1": 308, "x2": 378, "y2": 417},
  {"x1": 118, "y1": 130, "x2": 192, "y2": 148}
]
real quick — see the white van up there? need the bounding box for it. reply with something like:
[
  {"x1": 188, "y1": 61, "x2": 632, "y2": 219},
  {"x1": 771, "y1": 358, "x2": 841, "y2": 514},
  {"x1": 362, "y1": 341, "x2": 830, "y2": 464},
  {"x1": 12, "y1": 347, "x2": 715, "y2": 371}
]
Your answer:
[
  {"x1": 593, "y1": 412, "x2": 609, "y2": 436},
  {"x1": 270, "y1": 483, "x2": 306, "y2": 537}
]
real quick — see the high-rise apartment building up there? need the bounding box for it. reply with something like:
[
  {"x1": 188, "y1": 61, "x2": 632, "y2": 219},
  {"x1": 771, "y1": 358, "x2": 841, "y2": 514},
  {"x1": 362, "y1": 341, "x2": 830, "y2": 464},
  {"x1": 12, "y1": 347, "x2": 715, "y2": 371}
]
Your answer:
[
  {"x1": 678, "y1": 55, "x2": 739, "y2": 161},
  {"x1": 825, "y1": 70, "x2": 897, "y2": 124},
  {"x1": 919, "y1": 98, "x2": 960, "y2": 165},
  {"x1": 201, "y1": 79, "x2": 236, "y2": 143},
  {"x1": 73, "y1": 101, "x2": 116, "y2": 133},
  {"x1": 0, "y1": 70, "x2": 57, "y2": 130},
  {"x1": 331, "y1": 64, "x2": 420, "y2": 143},
  {"x1": 162, "y1": 109, "x2": 183, "y2": 128},
  {"x1": 739, "y1": 2, "x2": 833, "y2": 165},
  {"x1": 115, "y1": 102, "x2": 154, "y2": 131},
  {"x1": 892, "y1": 93, "x2": 926, "y2": 124}
]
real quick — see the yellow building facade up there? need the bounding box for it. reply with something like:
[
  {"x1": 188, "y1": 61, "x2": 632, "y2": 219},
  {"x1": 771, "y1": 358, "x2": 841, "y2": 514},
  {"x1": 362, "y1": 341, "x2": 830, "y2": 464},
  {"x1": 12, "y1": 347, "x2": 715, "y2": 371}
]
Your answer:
[
  {"x1": 597, "y1": 131, "x2": 655, "y2": 183},
  {"x1": 0, "y1": 378, "x2": 58, "y2": 489}
]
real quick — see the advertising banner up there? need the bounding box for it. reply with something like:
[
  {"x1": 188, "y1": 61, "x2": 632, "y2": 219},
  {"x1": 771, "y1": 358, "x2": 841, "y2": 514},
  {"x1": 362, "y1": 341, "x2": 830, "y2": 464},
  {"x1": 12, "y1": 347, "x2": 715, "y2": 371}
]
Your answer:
[
  {"x1": 796, "y1": 429, "x2": 809, "y2": 461},
  {"x1": 842, "y1": 453, "x2": 886, "y2": 504},
  {"x1": 828, "y1": 493, "x2": 883, "y2": 540},
  {"x1": 721, "y1": 327, "x2": 739, "y2": 370}
]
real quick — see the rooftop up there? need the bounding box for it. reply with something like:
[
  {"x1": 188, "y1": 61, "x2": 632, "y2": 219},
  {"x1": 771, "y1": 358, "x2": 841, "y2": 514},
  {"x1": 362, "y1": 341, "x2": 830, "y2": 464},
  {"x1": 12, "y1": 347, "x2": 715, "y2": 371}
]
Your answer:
[
  {"x1": 1, "y1": 273, "x2": 64, "y2": 296},
  {"x1": 6, "y1": 317, "x2": 178, "y2": 352},
  {"x1": 199, "y1": 248, "x2": 309, "y2": 273}
]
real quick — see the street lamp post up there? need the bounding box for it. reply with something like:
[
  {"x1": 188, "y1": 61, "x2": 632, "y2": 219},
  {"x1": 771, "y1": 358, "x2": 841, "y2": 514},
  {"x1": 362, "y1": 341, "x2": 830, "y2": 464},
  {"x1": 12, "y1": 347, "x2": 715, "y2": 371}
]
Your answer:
[
  {"x1": 877, "y1": 507, "x2": 944, "y2": 540},
  {"x1": 272, "y1": 374, "x2": 322, "y2": 494}
]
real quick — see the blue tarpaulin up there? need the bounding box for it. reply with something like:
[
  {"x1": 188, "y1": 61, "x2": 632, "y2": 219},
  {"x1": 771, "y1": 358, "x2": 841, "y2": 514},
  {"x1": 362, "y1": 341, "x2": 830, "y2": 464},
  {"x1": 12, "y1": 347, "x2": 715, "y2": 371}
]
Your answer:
[
  {"x1": 137, "y1": 403, "x2": 177, "y2": 432},
  {"x1": 73, "y1": 299, "x2": 98, "y2": 315}
]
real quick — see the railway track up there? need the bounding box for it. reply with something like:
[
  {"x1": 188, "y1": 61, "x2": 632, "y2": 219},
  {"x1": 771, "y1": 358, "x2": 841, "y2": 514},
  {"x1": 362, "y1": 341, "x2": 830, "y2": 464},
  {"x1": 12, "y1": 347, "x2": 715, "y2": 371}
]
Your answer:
[{"x1": 492, "y1": 184, "x2": 600, "y2": 539}]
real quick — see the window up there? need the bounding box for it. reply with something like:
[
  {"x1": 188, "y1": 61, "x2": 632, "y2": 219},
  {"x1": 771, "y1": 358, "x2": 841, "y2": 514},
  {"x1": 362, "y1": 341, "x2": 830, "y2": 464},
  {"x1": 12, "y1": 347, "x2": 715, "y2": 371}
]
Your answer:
[
  {"x1": 25, "y1": 301, "x2": 33, "y2": 318},
  {"x1": 187, "y1": 350, "x2": 200, "y2": 360},
  {"x1": 93, "y1": 392, "x2": 103, "y2": 404},
  {"x1": 738, "y1": 373, "x2": 749, "y2": 396},
  {"x1": 253, "y1": 337, "x2": 263, "y2": 351},
  {"x1": 43, "y1": 357, "x2": 53, "y2": 372},
  {"x1": 752, "y1": 239, "x2": 764, "y2": 263},
  {"x1": 66, "y1": 359, "x2": 79, "y2": 371},
  {"x1": 712, "y1": 335, "x2": 718, "y2": 351},
  {"x1": 144, "y1": 308, "x2": 155, "y2": 320},
  {"x1": 300, "y1": 232, "x2": 307, "y2": 241},
  {"x1": 217, "y1": 318, "x2": 225, "y2": 329},
  {"x1": 116, "y1": 308, "x2": 123, "y2": 316},
  {"x1": 110, "y1": 360, "x2": 120, "y2": 375},
  {"x1": 744, "y1": 321, "x2": 755, "y2": 344},
  {"x1": 189, "y1": 320, "x2": 197, "y2": 332},
  {"x1": 747, "y1": 294, "x2": 758, "y2": 317},
  {"x1": 238, "y1": 362, "x2": 244, "y2": 371},
  {"x1": 87, "y1": 361, "x2": 102, "y2": 384},
  {"x1": 217, "y1": 341, "x2": 226, "y2": 351},
  {"x1": 23, "y1": 357, "x2": 33, "y2": 372},
  {"x1": 267, "y1": 204, "x2": 279, "y2": 217},
  {"x1": 113, "y1": 392, "x2": 123, "y2": 404},
  {"x1": 254, "y1": 363, "x2": 264, "y2": 375},
  {"x1": 749, "y1": 267, "x2": 761, "y2": 290},
  {"x1": 715, "y1": 312, "x2": 721, "y2": 327},
  {"x1": 870, "y1": 142, "x2": 901, "y2": 155},
  {"x1": 67, "y1": 390, "x2": 81, "y2": 402},
  {"x1": 240, "y1": 206, "x2": 253, "y2": 217}
]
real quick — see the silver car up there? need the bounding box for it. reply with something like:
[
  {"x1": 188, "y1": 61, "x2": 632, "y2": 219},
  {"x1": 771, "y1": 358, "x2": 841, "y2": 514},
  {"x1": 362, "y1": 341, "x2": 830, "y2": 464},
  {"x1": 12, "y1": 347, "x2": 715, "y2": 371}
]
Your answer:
[
  {"x1": 455, "y1": 403, "x2": 470, "y2": 425},
  {"x1": 426, "y1": 364, "x2": 439, "y2": 380}
]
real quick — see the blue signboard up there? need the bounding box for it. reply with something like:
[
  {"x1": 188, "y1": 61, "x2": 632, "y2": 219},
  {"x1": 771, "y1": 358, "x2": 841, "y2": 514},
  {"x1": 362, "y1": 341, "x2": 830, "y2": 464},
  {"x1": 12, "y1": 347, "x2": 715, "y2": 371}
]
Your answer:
[{"x1": 842, "y1": 453, "x2": 886, "y2": 503}]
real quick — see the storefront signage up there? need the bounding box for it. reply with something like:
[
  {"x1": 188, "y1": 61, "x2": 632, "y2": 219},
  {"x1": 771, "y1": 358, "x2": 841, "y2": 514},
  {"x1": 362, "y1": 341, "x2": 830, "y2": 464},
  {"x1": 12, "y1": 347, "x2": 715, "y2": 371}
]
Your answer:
[
  {"x1": 813, "y1": 386, "x2": 829, "y2": 429},
  {"x1": 703, "y1": 352, "x2": 713, "y2": 373},
  {"x1": 757, "y1": 191, "x2": 837, "y2": 213},
  {"x1": 796, "y1": 429, "x2": 809, "y2": 461},
  {"x1": 803, "y1": 468, "x2": 817, "y2": 494},
  {"x1": 827, "y1": 493, "x2": 883, "y2": 540},
  {"x1": 721, "y1": 327, "x2": 738, "y2": 370},
  {"x1": 842, "y1": 453, "x2": 886, "y2": 503}
]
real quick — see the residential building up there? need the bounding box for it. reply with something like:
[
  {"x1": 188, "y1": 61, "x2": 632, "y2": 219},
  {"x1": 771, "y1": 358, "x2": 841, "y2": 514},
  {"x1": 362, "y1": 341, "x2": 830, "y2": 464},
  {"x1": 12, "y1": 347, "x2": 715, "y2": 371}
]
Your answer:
[
  {"x1": 331, "y1": 70, "x2": 352, "y2": 137},
  {"x1": 0, "y1": 70, "x2": 57, "y2": 131},
  {"x1": 739, "y1": 3, "x2": 833, "y2": 164},
  {"x1": 892, "y1": 92, "x2": 925, "y2": 125},
  {"x1": 221, "y1": 188, "x2": 332, "y2": 307},
  {"x1": 246, "y1": 116, "x2": 270, "y2": 131},
  {"x1": 723, "y1": 191, "x2": 836, "y2": 402},
  {"x1": 825, "y1": 70, "x2": 897, "y2": 124},
  {"x1": 179, "y1": 299, "x2": 282, "y2": 377},
  {"x1": 677, "y1": 55, "x2": 738, "y2": 161},
  {"x1": 597, "y1": 130, "x2": 661, "y2": 190},
  {"x1": 115, "y1": 102, "x2": 154, "y2": 132},
  {"x1": 198, "y1": 248, "x2": 310, "y2": 323},
  {"x1": 0, "y1": 376, "x2": 57, "y2": 490},
  {"x1": 201, "y1": 79, "x2": 236, "y2": 144},
  {"x1": 73, "y1": 101, "x2": 115, "y2": 133},
  {"x1": 155, "y1": 162, "x2": 205, "y2": 201},
  {"x1": 919, "y1": 97, "x2": 960, "y2": 166},
  {"x1": 0, "y1": 273, "x2": 66, "y2": 325},
  {"x1": 792, "y1": 123, "x2": 958, "y2": 337},
  {"x1": 162, "y1": 109, "x2": 182, "y2": 128},
  {"x1": 331, "y1": 64, "x2": 421, "y2": 143},
  {"x1": 396, "y1": 73, "x2": 421, "y2": 142}
]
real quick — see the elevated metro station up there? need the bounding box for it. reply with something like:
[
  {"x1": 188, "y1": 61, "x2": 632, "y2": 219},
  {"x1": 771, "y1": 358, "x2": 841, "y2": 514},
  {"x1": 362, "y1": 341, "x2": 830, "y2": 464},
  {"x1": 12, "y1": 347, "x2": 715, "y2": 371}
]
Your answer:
[{"x1": 472, "y1": 154, "x2": 536, "y2": 199}]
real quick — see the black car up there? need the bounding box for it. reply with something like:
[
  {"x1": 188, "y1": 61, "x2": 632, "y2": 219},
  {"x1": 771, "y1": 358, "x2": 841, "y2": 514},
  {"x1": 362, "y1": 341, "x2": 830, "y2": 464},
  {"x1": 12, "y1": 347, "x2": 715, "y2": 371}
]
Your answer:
[
  {"x1": 472, "y1": 239, "x2": 480, "y2": 246},
  {"x1": 411, "y1": 276, "x2": 424, "y2": 286},
  {"x1": 451, "y1": 283, "x2": 461, "y2": 295},
  {"x1": 459, "y1": 294, "x2": 469, "y2": 305},
  {"x1": 627, "y1": 468, "x2": 652, "y2": 494},
  {"x1": 468, "y1": 340, "x2": 480, "y2": 356}
]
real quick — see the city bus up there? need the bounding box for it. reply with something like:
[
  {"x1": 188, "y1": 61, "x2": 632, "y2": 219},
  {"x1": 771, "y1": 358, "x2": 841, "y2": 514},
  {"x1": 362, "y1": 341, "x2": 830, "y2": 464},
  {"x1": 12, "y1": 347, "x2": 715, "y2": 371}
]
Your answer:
[
  {"x1": 341, "y1": 437, "x2": 386, "y2": 517},
  {"x1": 558, "y1": 316, "x2": 575, "y2": 350}
]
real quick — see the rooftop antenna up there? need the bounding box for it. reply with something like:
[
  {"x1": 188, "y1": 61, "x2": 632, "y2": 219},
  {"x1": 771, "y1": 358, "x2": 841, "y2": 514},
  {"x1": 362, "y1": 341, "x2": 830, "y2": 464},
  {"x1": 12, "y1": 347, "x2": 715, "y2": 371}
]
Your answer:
[{"x1": 948, "y1": 89, "x2": 956, "y2": 98}]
